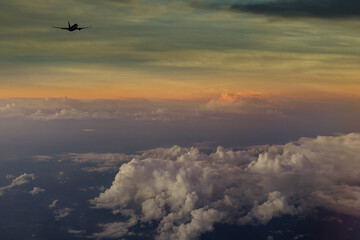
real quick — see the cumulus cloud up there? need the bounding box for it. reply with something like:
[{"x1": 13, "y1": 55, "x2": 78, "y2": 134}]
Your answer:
[
  {"x1": 202, "y1": 91, "x2": 282, "y2": 115},
  {"x1": 68, "y1": 229, "x2": 86, "y2": 234},
  {"x1": 68, "y1": 153, "x2": 134, "y2": 172},
  {"x1": 127, "y1": 107, "x2": 191, "y2": 122},
  {"x1": 56, "y1": 171, "x2": 69, "y2": 183},
  {"x1": 90, "y1": 216, "x2": 137, "y2": 239},
  {"x1": 33, "y1": 155, "x2": 53, "y2": 162},
  {"x1": 54, "y1": 208, "x2": 73, "y2": 220},
  {"x1": 0, "y1": 98, "x2": 123, "y2": 120},
  {"x1": 28, "y1": 108, "x2": 114, "y2": 121},
  {"x1": 89, "y1": 133, "x2": 360, "y2": 240},
  {"x1": 0, "y1": 173, "x2": 36, "y2": 196},
  {"x1": 1, "y1": 97, "x2": 360, "y2": 128},
  {"x1": 238, "y1": 191, "x2": 297, "y2": 225},
  {"x1": 68, "y1": 228, "x2": 87, "y2": 237},
  {"x1": 7, "y1": 173, "x2": 36, "y2": 186},
  {"x1": 0, "y1": 96, "x2": 286, "y2": 122},
  {"x1": 49, "y1": 199, "x2": 58, "y2": 208},
  {"x1": 0, "y1": 98, "x2": 197, "y2": 121},
  {"x1": 29, "y1": 187, "x2": 45, "y2": 195}
]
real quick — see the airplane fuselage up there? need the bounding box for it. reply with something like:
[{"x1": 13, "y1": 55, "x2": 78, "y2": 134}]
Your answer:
[{"x1": 68, "y1": 24, "x2": 79, "y2": 31}]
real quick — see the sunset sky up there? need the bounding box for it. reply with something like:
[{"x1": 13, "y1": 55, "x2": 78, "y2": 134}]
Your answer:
[
  {"x1": 1, "y1": 1, "x2": 360, "y2": 240},
  {"x1": 1, "y1": 0, "x2": 360, "y2": 99}
]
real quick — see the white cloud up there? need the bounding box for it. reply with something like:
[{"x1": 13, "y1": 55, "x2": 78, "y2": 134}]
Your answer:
[
  {"x1": 0, "y1": 98, "x2": 198, "y2": 121},
  {"x1": 68, "y1": 228, "x2": 86, "y2": 236},
  {"x1": 89, "y1": 133, "x2": 360, "y2": 240},
  {"x1": 28, "y1": 108, "x2": 115, "y2": 121},
  {"x1": 0, "y1": 96, "x2": 286, "y2": 122},
  {"x1": 56, "y1": 171, "x2": 69, "y2": 183},
  {"x1": 54, "y1": 208, "x2": 73, "y2": 220},
  {"x1": 49, "y1": 199, "x2": 58, "y2": 208},
  {"x1": 68, "y1": 152, "x2": 134, "y2": 173},
  {"x1": 29, "y1": 187, "x2": 45, "y2": 195},
  {"x1": 1, "y1": 97, "x2": 360, "y2": 128},
  {"x1": 238, "y1": 191, "x2": 297, "y2": 225},
  {"x1": 68, "y1": 229, "x2": 86, "y2": 234},
  {"x1": 9, "y1": 173, "x2": 36, "y2": 186},
  {"x1": 203, "y1": 92, "x2": 271, "y2": 112},
  {"x1": 127, "y1": 108, "x2": 187, "y2": 122},
  {"x1": 0, "y1": 173, "x2": 36, "y2": 196},
  {"x1": 33, "y1": 155, "x2": 53, "y2": 162},
  {"x1": 157, "y1": 208, "x2": 225, "y2": 240},
  {"x1": 90, "y1": 216, "x2": 137, "y2": 239}
]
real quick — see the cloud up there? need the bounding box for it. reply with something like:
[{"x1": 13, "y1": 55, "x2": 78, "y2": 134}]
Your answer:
[
  {"x1": 158, "y1": 207, "x2": 225, "y2": 240},
  {"x1": 203, "y1": 91, "x2": 280, "y2": 114},
  {"x1": 49, "y1": 199, "x2": 58, "y2": 208},
  {"x1": 54, "y1": 208, "x2": 73, "y2": 220},
  {"x1": 68, "y1": 152, "x2": 134, "y2": 173},
  {"x1": 29, "y1": 187, "x2": 45, "y2": 195},
  {"x1": 2, "y1": 97, "x2": 360, "y2": 127},
  {"x1": 33, "y1": 155, "x2": 53, "y2": 162},
  {"x1": 0, "y1": 98, "x2": 121, "y2": 120},
  {"x1": 68, "y1": 228, "x2": 87, "y2": 237},
  {"x1": 68, "y1": 229, "x2": 86, "y2": 234},
  {"x1": 89, "y1": 133, "x2": 360, "y2": 240},
  {"x1": 0, "y1": 173, "x2": 36, "y2": 196},
  {"x1": 230, "y1": 0, "x2": 360, "y2": 19},
  {"x1": 90, "y1": 216, "x2": 137, "y2": 239},
  {"x1": 0, "y1": 95, "x2": 285, "y2": 123},
  {"x1": 238, "y1": 191, "x2": 297, "y2": 225},
  {"x1": 0, "y1": 98, "x2": 198, "y2": 121},
  {"x1": 56, "y1": 171, "x2": 69, "y2": 183},
  {"x1": 127, "y1": 108, "x2": 187, "y2": 122}
]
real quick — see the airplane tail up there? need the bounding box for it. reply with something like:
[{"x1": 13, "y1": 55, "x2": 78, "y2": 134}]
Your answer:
[{"x1": 68, "y1": 21, "x2": 70, "y2": 28}]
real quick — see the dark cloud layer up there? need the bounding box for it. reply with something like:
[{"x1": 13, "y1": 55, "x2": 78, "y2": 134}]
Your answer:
[{"x1": 231, "y1": 0, "x2": 360, "y2": 19}]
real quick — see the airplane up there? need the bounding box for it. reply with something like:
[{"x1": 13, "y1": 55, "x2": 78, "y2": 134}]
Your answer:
[{"x1": 53, "y1": 21, "x2": 91, "y2": 31}]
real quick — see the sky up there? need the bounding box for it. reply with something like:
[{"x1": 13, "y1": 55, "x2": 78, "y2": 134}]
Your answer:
[
  {"x1": 1, "y1": 0, "x2": 360, "y2": 99},
  {"x1": 1, "y1": 1, "x2": 360, "y2": 240}
]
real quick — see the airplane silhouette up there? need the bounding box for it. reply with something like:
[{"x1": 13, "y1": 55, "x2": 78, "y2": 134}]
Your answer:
[{"x1": 53, "y1": 21, "x2": 91, "y2": 31}]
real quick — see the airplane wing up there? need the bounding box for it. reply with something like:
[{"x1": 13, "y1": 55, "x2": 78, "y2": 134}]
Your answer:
[
  {"x1": 77, "y1": 26, "x2": 91, "y2": 30},
  {"x1": 52, "y1": 26, "x2": 69, "y2": 30}
]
